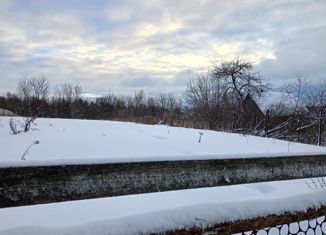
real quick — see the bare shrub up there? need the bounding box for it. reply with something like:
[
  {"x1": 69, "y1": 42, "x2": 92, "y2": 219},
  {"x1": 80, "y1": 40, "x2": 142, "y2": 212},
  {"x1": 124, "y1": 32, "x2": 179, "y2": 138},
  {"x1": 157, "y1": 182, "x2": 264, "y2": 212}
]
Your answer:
[
  {"x1": 9, "y1": 117, "x2": 36, "y2": 135},
  {"x1": 9, "y1": 118, "x2": 21, "y2": 135},
  {"x1": 23, "y1": 117, "x2": 36, "y2": 132},
  {"x1": 185, "y1": 73, "x2": 226, "y2": 129}
]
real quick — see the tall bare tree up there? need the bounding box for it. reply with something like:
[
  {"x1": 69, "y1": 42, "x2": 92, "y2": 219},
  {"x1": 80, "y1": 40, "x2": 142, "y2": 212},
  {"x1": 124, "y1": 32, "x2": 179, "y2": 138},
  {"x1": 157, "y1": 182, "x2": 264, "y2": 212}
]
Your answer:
[
  {"x1": 17, "y1": 75, "x2": 49, "y2": 100},
  {"x1": 213, "y1": 56, "x2": 268, "y2": 101}
]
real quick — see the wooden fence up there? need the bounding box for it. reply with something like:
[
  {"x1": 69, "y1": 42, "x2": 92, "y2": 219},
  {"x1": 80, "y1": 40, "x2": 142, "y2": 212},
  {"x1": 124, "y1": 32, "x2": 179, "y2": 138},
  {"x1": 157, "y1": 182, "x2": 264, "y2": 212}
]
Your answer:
[
  {"x1": 1, "y1": 154, "x2": 326, "y2": 234},
  {"x1": 1, "y1": 154, "x2": 326, "y2": 208}
]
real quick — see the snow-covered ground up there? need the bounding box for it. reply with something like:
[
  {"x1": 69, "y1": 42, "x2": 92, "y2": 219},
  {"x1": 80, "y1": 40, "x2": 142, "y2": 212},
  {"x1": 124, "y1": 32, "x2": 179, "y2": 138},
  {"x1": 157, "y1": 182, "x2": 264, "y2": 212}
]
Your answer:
[
  {"x1": 0, "y1": 178, "x2": 325, "y2": 235},
  {"x1": 0, "y1": 117, "x2": 325, "y2": 167},
  {"x1": 0, "y1": 117, "x2": 326, "y2": 234}
]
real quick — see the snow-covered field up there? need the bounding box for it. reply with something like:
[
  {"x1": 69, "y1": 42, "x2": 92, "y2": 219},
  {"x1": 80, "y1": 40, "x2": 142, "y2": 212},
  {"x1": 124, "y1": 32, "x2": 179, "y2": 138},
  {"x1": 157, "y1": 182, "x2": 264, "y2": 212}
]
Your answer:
[
  {"x1": 0, "y1": 117, "x2": 326, "y2": 234},
  {"x1": 0, "y1": 116, "x2": 325, "y2": 166}
]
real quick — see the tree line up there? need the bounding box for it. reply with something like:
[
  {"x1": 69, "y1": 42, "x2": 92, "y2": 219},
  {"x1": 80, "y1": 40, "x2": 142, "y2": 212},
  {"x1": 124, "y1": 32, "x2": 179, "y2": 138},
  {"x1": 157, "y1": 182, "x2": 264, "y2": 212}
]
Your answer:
[
  {"x1": 1, "y1": 57, "x2": 325, "y2": 144},
  {"x1": 0, "y1": 76, "x2": 185, "y2": 124}
]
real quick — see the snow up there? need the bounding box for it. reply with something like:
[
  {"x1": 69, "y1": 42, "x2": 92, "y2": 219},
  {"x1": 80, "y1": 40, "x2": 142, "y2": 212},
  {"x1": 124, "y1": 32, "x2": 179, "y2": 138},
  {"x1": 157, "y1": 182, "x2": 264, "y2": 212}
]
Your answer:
[
  {"x1": 1, "y1": 116, "x2": 326, "y2": 234},
  {"x1": 0, "y1": 116, "x2": 325, "y2": 167},
  {"x1": 0, "y1": 178, "x2": 325, "y2": 235}
]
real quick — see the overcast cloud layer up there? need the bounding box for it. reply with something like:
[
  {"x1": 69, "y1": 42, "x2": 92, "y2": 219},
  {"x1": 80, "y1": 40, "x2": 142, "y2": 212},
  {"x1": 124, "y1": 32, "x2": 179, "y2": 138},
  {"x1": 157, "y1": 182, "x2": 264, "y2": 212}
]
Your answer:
[{"x1": 0, "y1": 0, "x2": 325, "y2": 95}]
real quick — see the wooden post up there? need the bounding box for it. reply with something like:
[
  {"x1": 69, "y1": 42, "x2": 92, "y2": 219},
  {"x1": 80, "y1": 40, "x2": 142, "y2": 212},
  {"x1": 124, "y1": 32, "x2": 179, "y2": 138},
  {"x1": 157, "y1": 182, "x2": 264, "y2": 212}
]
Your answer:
[
  {"x1": 265, "y1": 109, "x2": 270, "y2": 137},
  {"x1": 318, "y1": 109, "x2": 323, "y2": 146},
  {"x1": 297, "y1": 118, "x2": 301, "y2": 142},
  {"x1": 232, "y1": 112, "x2": 235, "y2": 133}
]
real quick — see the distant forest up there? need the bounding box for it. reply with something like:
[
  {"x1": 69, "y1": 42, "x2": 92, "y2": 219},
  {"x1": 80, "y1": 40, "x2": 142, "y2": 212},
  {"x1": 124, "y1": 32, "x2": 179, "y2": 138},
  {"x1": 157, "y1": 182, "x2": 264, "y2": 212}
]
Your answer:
[{"x1": 1, "y1": 57, "x2": 325, "y2": 145}]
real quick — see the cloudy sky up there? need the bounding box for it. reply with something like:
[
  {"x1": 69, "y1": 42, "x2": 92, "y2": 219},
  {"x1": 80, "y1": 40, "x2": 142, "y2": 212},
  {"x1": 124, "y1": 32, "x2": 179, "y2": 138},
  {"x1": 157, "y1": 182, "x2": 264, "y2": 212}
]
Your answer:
[{"x1": 0, "y1": 0, "x2": 325, "y2": 95}]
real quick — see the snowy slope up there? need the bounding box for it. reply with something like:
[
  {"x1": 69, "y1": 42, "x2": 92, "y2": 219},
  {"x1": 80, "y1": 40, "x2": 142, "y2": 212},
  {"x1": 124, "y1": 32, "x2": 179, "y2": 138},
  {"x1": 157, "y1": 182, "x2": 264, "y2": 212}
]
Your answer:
[{"x1": 0, "y1": 116, "x2": 325, "y2": 167}]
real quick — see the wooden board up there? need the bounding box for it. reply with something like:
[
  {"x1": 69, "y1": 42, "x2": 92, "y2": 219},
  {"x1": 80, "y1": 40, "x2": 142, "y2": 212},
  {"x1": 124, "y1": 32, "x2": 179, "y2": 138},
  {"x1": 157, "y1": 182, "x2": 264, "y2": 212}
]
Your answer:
[{"x1": 1, "y1": 154, "x2": 326, "y2": 208}]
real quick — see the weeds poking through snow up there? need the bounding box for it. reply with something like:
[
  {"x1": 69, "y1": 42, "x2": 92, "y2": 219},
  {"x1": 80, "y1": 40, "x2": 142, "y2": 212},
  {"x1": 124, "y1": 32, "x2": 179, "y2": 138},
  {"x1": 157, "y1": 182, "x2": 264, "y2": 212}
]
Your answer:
[
  {"x1": 9, "y1": 117, "x2": 37, "y2": 135},
  {"x1": 9, "y1": 118, "x2": 20, "y2": 134},
  {"x1": 21, "y1": 140, "x2": 40, "y2": 160},
  {"x1": 198, "y1": 132, "x2": 204, "y2": 143}
]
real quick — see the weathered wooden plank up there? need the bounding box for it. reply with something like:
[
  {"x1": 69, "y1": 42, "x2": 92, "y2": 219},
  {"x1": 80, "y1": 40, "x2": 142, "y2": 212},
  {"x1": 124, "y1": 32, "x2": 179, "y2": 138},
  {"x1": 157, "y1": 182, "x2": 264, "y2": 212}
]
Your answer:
[{"x1": 0, "y1": 154, "x2": 326, "y2": 208}]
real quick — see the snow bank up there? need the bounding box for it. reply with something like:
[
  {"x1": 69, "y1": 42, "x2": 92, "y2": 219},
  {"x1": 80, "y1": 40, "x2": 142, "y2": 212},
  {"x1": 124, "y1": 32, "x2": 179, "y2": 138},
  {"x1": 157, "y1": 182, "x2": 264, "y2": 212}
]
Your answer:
[
  {"x1": 0, "y1": 178, "x2": 325, "y2": 235},
  {"x1": 0, "y1": 117, "x2": 325, "y2": 167}
]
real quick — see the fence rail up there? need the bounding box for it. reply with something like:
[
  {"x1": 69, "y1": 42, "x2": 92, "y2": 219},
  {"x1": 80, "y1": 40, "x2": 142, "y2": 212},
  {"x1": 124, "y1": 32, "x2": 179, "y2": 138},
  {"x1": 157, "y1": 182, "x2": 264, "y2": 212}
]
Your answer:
[{"x1": 1, "y1": 154, "x2": 326, "y2": 208}]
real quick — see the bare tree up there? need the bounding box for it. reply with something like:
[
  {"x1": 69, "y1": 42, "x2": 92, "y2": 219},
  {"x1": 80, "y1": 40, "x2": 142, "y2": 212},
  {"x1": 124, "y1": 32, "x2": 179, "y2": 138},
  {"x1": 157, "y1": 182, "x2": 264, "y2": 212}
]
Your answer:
[
  {"x1": 125, "y1": 95, "x2": 134, "y2": 109},
  {"x1": 281, "y1": 74, "x2": 308, "y2": 114},
  {"x1": 212, "y1": 56, "x2": 268, "y2": 101},
  {"x1": 73, "y1": 84, "x2": 82, "y2": 100},
  {"x1": 16, "y1": 75, "x2": 49, "y2": 100},
  {"x1": 166, "y1": 93, "x2": 180, "y2": 113},
  {"x1": 54, "y1": 83, "x2": 82, "y2": 102},
  {"x1": 306, "y1": 81, "x2": 326, "y2": 107},
  {"x1": 146, "y1": 96, "x2": 158, "y2": 114},
  {"x1": 185, "y1": 73, "x2": 225, "y2": 129},
  {"x1": 55, "y1": 83, "x2": 72, "y2": 102},
  {"x1": 30, "y1": 75, "x2": 50, "y2": 100},
  {"x1": 133, "y1": 89, "x2": 145, "y2": 110},
  {"x1": 154, "y1": 93, "x2": 182, "y2": 124},
  {"x1": 17, "y1": 78, "x2": 32, "y2": 100},
  {"x1": 97, "y1": 93, "x2": 116, "y2": 106},
  {"x1": 15, "y1": 75, "x2": 49, "y2": 117},
  {"x1": 157, "y1": 93, "x2": 169, "y2": 110}
]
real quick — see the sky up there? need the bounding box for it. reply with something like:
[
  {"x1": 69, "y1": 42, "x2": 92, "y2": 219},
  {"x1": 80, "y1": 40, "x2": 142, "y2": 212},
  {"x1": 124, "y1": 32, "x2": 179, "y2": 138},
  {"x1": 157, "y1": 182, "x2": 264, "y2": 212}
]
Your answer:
[{"x1": 0, "y1": 0, "x2": 325, "y2": 96}]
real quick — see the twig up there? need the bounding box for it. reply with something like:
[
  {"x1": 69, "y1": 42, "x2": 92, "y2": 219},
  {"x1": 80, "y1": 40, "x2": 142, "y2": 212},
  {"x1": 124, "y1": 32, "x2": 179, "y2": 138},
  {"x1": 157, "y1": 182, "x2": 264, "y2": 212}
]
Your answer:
[{"x1": 21, "y1": 140, "x2": 40, "y2": 160}]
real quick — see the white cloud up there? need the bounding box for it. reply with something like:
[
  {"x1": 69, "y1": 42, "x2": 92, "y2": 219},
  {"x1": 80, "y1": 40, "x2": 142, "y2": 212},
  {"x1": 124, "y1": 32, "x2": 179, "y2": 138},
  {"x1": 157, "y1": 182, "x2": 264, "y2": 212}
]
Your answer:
[{"x1": 0, "y1": 0, "x2": 325, "y2": 94}]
